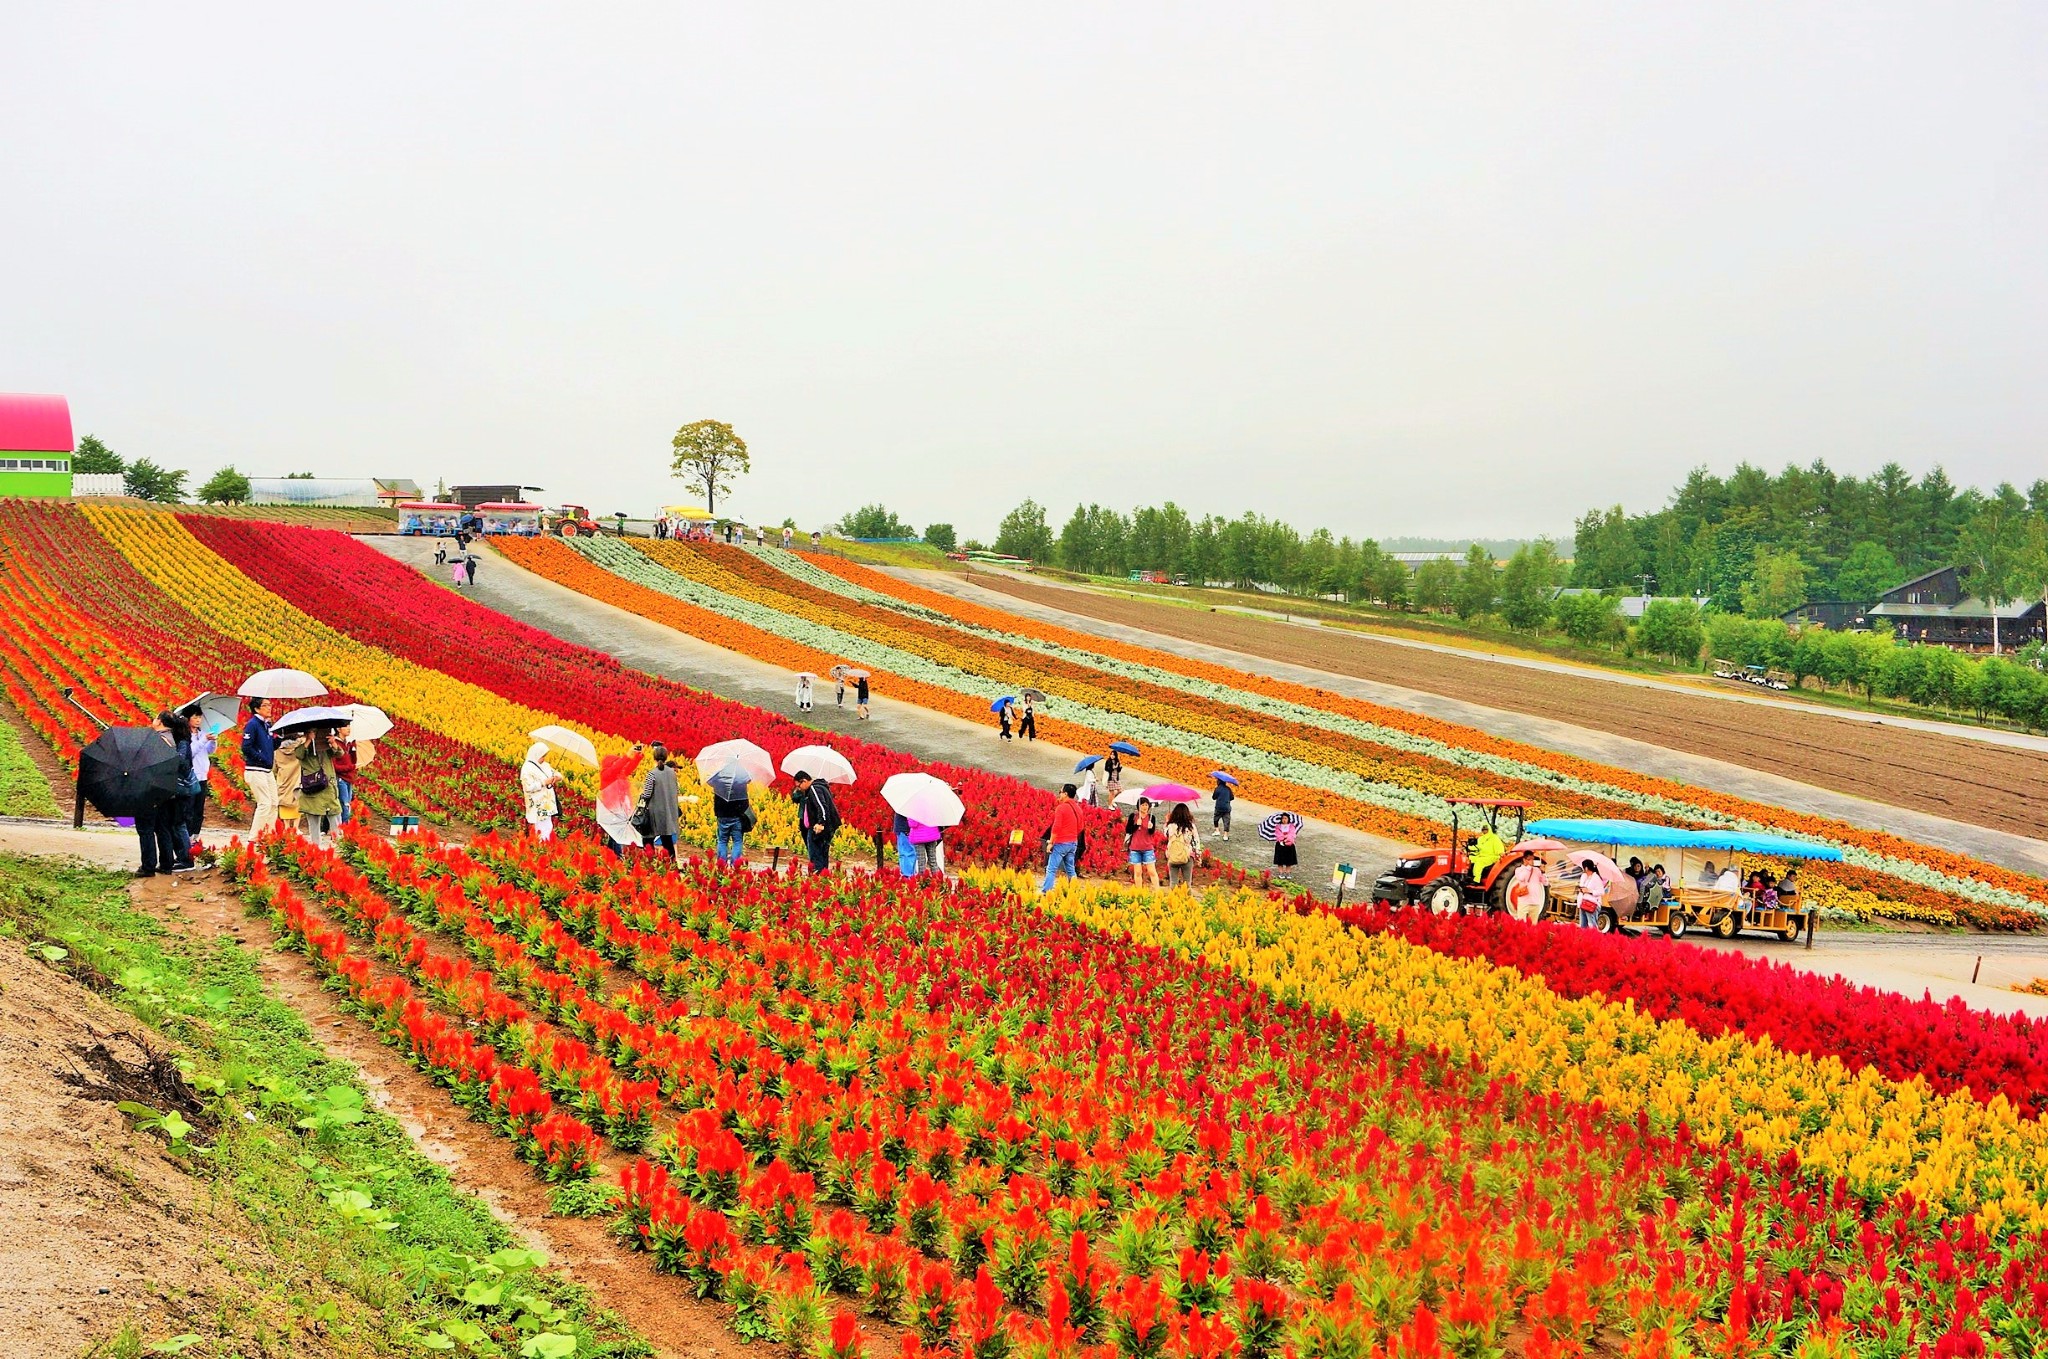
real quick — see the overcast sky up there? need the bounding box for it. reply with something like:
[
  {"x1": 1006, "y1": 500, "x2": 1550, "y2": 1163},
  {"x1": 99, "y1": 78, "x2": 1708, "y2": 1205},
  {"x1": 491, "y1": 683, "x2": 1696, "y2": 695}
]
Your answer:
[{"x1": 4, "y1": 4, "x2": 2045, "y2": 541}]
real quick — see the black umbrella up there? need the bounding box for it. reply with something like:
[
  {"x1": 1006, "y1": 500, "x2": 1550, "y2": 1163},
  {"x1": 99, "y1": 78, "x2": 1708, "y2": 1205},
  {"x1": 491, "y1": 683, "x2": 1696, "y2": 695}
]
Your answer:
[{"x1": 77, "y1": 726, "x2": 182, "y2": 821}]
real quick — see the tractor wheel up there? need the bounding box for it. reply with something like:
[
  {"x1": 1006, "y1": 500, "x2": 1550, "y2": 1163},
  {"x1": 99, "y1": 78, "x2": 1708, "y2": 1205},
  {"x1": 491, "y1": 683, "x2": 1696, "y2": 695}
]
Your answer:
[
  {"x1": 1711, "y1": 910, "x2": 1742, "y2": 940},
  {"x1": 1665, "y1": 912, "x2": 1690, "y2": 941},
  {"x1": 1594, "y1": 909, "x2": 1619, "y2": 935},
  {"x1": 1426, "y1": 883, "x2": 1463, "y2": 916}
]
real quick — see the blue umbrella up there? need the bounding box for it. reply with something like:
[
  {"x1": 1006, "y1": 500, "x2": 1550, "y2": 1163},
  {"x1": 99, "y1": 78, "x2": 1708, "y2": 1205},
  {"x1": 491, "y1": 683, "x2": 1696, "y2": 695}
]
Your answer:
[
  {"x1": 705, "y1": 758, "x2": 754, "y2": 801},
  {"x1": 1074, "y1": 755, "x2": 1103, "y2": 771},
  {"x1": 1210, "y1": 771, "x2": 1239, "y2": 786},
  {"x1": 1109, "y1": 740, "x2": 1141, "y2": 756},
  {"x1": 990, "y1": 696, "x2": 1017, "y2": 712}
]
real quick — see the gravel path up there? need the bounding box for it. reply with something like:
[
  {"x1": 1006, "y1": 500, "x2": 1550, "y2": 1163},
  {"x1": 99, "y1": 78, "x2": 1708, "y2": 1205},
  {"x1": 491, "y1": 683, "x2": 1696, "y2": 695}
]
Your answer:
[
  {"x1": 366, "y1": 536, "x2": 1411, "y2": 894},
  {"x1": 905, "y1": 570, "x2": 2048, "y2": 877}
]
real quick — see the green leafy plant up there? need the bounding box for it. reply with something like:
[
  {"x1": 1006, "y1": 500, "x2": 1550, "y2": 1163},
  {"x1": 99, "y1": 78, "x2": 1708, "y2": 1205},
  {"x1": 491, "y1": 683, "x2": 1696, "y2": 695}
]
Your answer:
[
  {"x1": 117, "y1": 1101, "x2": 198, "y2": 1155},
  {"x1": 297, "y1": 1084, "x2": 368, "y2": 1141}
]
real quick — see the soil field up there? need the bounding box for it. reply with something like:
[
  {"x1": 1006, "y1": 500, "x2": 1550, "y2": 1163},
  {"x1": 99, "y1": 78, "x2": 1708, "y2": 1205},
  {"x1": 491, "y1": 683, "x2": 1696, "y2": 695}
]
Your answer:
[{"x1": 970, "y1": 574, "x2": 2048, "y2": 844}]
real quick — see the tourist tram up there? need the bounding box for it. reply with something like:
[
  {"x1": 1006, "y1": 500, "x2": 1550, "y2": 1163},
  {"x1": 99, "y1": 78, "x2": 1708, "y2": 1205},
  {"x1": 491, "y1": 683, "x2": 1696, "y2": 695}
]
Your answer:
[{"x1": 1520, "y1": 818, "x2": 1844, "y2": 942}]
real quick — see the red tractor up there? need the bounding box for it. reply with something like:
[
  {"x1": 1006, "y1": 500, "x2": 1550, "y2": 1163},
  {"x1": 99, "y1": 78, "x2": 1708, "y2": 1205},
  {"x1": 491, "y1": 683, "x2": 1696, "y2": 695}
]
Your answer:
[
  {"x1": 1369, "y1": 798, "x2": 1532, "y2": 915},
  {"x1": 546, "y1": 504, "x2": 603, "y2": 537}
]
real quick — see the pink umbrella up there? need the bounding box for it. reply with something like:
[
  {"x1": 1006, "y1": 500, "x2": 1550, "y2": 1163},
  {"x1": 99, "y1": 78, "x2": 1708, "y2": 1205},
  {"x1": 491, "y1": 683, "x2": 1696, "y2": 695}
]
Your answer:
[{"x1": 1140, "y1": 782, "x2": 1201, "y2": 804}]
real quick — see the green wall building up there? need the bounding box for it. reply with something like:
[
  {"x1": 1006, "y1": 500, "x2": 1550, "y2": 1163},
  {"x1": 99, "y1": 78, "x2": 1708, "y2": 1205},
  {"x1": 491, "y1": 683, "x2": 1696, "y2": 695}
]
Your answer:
[{"x1": 0, "y1": 393, "x2": 75, "y2": 496}]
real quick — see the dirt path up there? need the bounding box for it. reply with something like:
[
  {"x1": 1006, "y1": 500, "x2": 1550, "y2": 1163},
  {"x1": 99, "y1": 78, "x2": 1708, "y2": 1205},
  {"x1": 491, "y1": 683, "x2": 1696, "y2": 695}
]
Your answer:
[
  {"x1": 364, "y1": 535, "x2": 1409, "y2": 896},
  {"x1": 936, "y1": 572, "x2": 2048, "y2": 868}
]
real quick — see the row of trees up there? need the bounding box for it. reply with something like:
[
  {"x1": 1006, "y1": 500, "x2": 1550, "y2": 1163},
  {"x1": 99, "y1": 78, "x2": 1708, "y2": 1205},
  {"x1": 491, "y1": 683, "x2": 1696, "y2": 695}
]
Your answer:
[{"x1": 1572, "y1": 461, "x2": 2048, "y2": 619}]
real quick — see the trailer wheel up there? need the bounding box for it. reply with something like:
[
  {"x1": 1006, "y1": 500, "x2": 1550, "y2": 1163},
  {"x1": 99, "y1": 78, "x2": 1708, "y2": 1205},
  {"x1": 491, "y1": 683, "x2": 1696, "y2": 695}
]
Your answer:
[
  {"x1": 1426, "y1": 882, "x2": 1462, "y2": 916},
  {"x1": 1595, "y1": 908, "x2": 1619, "y2": 935},
  {"x1": 1779, "y1": 922, "x2": 1803, "y2": 942},
  {"x1": 1665, "y1": 912, "x2": 1690, "y2": 940},
  {"x1": 1711, "y1": 910, "x2": 1742, "y2": 940}
]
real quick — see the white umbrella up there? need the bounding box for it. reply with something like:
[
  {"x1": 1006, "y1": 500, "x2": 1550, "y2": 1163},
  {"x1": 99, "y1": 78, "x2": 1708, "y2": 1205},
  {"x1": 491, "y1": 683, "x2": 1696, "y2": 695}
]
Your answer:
[
  {"x1": 347, "y1": 704, "x2": 394, "y2": 741},
  {"x1": 780, "y1": 744, "x2": 856, "y2": 785},
  {"x1": 696, "y1": 738, "x2": 775, "y2": 785},
  {"x1": 880, "y1": 772, "x2": 964, "y2": 827},
  {"x1": 530, "y1": 723, "x2": 599, "y2": 768},
  {"x1": 271, "y1": 704, "x2": 355, "y2": 735},
  {"x1": 237, "y1": 668, "x2": 327, "y2": 700},
  {"x1": 176, "y1": 692, "x2": 240, "y2": 736}
]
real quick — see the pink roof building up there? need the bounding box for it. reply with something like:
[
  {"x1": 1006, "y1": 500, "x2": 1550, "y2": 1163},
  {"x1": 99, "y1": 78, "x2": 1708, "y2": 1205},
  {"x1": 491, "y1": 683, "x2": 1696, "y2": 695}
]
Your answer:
[{"x1": 0, "y1": 394, "x2": 75, "y2": 453}]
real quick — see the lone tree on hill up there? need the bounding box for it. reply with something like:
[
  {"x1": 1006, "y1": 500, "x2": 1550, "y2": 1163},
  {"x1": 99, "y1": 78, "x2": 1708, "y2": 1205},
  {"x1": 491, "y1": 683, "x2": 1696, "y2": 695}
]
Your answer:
[
  {"x1": 122, "y1": 458, "x2": 187, "y2": 503},
  {"x1": 670, "y1": 420, "x2": 750, "y2": 515},
  {"x1": 197, "y1": 466, "x2": 253, "y2": 504}
]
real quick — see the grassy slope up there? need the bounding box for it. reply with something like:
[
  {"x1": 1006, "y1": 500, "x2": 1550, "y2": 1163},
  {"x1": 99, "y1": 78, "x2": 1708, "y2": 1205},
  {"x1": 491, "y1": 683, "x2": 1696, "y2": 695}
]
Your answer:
[
  {"x1": 0, "y1": 854, "x2": 648, "y2": 1359},
  {"x1": 0, "y1": 714, "x2": 61, "y2": 817}
]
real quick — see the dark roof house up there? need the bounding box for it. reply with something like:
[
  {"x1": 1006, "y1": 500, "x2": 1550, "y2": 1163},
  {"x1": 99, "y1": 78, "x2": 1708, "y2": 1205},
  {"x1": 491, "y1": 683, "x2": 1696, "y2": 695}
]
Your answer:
[{"x1": 1868, "y1": 566, "x2": 2046, "y2": 648}]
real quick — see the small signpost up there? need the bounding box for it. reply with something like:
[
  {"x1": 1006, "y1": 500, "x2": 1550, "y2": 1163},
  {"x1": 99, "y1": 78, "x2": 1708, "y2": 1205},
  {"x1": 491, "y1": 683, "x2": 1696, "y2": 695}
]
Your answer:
[{"x1": 1332, "y1": 862, "x2": 1356, "y2": 906}]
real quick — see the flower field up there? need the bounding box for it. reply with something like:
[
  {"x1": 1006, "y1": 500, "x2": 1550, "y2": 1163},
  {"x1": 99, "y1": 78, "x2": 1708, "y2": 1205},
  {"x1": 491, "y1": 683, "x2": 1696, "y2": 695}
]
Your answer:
[
  {"x1": 216, "y1": 821, "x2": 2048, "y2": 1357},
  {"x1": 505, "y1": 534, "x2": 2042, "y2": 928}
]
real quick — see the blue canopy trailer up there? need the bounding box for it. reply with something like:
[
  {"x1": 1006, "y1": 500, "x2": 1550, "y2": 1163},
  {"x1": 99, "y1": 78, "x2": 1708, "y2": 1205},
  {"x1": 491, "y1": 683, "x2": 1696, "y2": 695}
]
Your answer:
[{"x1": 1524, "y1": 818, "x2": 1844, "y2": 943}]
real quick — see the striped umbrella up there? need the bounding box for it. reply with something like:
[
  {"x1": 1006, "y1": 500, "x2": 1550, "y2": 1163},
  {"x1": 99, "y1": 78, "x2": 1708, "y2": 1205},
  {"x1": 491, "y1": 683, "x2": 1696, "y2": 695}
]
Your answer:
[{"x1": 1257, "y1": 811, "x2": 1304, "y2": 842}]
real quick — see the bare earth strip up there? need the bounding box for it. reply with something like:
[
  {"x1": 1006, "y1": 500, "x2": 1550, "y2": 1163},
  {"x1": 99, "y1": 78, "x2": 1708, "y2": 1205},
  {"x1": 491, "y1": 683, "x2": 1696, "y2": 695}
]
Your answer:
[{"x1": 914, "y1": 571, "x2": 2048, "y2": 874}]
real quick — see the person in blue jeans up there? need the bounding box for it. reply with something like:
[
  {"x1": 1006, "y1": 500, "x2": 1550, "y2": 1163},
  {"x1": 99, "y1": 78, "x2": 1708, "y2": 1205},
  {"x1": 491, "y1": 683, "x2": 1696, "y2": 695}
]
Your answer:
[
  {"x1": 1040, "y1": 783, "x2": 1082, "y2": 892},
  {"x1": 713, "y1": 789, "x2": 750, "y2": 866}
]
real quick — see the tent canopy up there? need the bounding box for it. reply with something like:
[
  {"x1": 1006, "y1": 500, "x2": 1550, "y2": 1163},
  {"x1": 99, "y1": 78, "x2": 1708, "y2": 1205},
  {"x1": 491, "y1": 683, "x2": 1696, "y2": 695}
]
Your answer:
[{"x1": 1523, "y1": 817, "x2": 1843, "y2": 862}]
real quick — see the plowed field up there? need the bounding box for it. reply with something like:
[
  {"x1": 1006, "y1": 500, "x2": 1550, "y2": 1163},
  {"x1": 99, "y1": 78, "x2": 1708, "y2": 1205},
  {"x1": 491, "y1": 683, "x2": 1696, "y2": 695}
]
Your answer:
[{"x1": 971, "y1": 574, "x2": 2048, "y2": 842}]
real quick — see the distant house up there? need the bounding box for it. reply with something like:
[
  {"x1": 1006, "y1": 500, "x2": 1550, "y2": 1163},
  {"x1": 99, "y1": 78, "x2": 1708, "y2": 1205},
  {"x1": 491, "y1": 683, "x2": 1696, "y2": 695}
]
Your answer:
[
  {"x1": 1866, "y1": 567, "x2": 2047, "y2": 648},
  {"x1": 450, "y1": 484, "x2": 540, "y2": 508},
  {"x1": 0, "y1": 393, "x2": 74, "y2": 497}
]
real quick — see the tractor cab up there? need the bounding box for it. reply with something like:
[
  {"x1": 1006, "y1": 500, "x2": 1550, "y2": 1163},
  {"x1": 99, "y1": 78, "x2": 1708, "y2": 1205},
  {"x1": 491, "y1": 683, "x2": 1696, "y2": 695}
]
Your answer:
[
  {"x1": 1370, "y1": 798, "x2": 1531, "y2": 914},
  {"x1": 546, "y1": 504, "x2": 602, "y2": 537}
]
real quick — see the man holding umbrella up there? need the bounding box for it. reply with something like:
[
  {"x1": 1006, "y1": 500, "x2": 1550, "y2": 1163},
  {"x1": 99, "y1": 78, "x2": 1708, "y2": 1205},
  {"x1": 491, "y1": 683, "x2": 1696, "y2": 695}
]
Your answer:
[
  {"x1": 790, "y1": 771, "x2": 841, "y2": 875},
  {"x1": 242, "y1": 698, "x2": 279, "y2": 837}
]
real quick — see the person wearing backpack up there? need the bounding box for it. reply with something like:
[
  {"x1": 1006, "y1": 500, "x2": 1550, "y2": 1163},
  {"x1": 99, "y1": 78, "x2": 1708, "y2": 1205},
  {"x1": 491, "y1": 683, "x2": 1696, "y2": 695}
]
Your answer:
[
  {"x1": 1163, "y1": 803, "x2": 1200, "y2": 888},
  {"x1": 792, "y1": 771, "x2": 842, "y2": 875}
]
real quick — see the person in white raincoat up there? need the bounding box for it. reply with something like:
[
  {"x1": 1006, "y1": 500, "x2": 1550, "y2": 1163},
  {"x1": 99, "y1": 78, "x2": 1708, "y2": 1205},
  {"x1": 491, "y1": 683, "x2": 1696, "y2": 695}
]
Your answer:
[{"x1": 520, "y1": 742, "x2": 561, "y2": 841}]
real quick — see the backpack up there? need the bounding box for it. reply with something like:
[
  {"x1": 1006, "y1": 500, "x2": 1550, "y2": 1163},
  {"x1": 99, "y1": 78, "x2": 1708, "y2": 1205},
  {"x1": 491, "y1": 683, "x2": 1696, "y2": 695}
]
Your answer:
[{"x1": 1165, "y1": 826, "x2": 1194, "y2": 865}]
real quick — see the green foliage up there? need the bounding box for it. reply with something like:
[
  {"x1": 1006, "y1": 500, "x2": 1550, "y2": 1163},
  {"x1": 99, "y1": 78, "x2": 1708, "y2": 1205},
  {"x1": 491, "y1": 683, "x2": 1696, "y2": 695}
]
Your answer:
[
  {"x1": 1453, "y1": 544, "x2": 1497, "y2": 621},
  {"x1": 1572, "y1": 461, "x2": 2048, "y2": 619},
  {"x1": 122, "y1": 458, "x2": 188, "y2": 503},
  {"x1": 669, "y1": 419, "x2": 750, "y2": 514},
  {"x1": 1635, "y1": 599, "x2": 1705, "y2": 664},
  {"x1": 196, "y1": 465, "x2": 252, "y2": 505},
  {"x1": 1741, "y1": 549, "x2": 1811, "y2": 618},
  {"x1": 922, "y1": 522, "x2": 957, "y2": 552},
  {"x1": 1411, "y1": 559, "x2": 1458, "y2": 613},
  {"x1": 1832, "y1": 541, "x2": 1905, "y2": 603},
  {"x1": 837, "y1": 504, "x2": 916, "y2": 539},
  {"x1": 549, "y1": 1179, "x2": 622, "y2": 1218},
  {"x1": 994, "y1": 499, "x2": 1055, "y2": 561},
  {"x1": 0, "y1": 716, "x2": 60, "y2": 817},
  {"x1": 1497, "y1": 541, "x2": 1564, "y2": 631},
  {"x1": 1555, "y1": 592, "x2": 1623, "y2": 647},
  {"x1": 73, "y1": 433, "x2": 125, "y2": 474}
]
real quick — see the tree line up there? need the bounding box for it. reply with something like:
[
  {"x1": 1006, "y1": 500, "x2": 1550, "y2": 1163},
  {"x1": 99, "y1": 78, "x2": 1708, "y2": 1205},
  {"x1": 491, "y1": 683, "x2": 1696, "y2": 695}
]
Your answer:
[{"x1": 1571, "y1": 461, "x2": 2048, "y2": 617}]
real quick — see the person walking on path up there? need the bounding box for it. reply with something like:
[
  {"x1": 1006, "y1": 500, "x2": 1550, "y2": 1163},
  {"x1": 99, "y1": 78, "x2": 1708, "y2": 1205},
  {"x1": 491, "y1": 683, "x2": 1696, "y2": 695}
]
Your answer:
[
  {"x1": 1102, "y1": 752, "x2": 1123, "y2": 804},
  {"x1": 783, "y1": 525, "x2": 794, "y2": 549},
  {"x1": 242, "y1": 698, "x2": 280, "y2": 837},
  {"x1": 855, "y1": 674, "x2": 870, "y2": 720},
  {"x1": 1077, "y1": 767, "x2": 1096, "y2": 809},
  {"x1": 1124, "y1": 796, "x2": 1162, "y2": 889},
  {"x1": 636, "y1": 743, "x2": 681, "y2": 861},
  {"x1": 756, "y1": 525, "x2": 767, "y2": 548},
  {"x1": 1018, "y1": 700, "x2": 1036, "y2": 741},
  {"x1": 796, "y1": 673, "x2": 814, "y2": 712},
  {"x1": 1040, "y1": 784, "x2": 1082, "y2": 892},
  {"x1": 520, "y1": 742, "x2": 560, "y2": 842},
  {"x1": 835, "y1": 676, "x2": 846, "y2": 708},
  {"x1": 295, "y1": 730, "x2": 343, "y2": 848},
  {"x1": 997, "y1": 702, "x2": 1012, "y2": 741},
  {"x1": 791, "y1": 771, "x2": 841, "y2": 875},
  {"x1": 274, "y1": 731, "x2": 307, "y2": 839},
  {"x1": 1575, "y1": 858, "x2": 1608, "y2": 930},
  {"x1": 1210, "y1": 777, "x2": 1234, "y2": 840},
  {"x1": 595, "y1": 742, "x2": 647, "y2": 857},
  {"x1": 133, "y1": 718, "x2": 186, "y2": 878},
  {"x1": 1164, "y1": 803, "x2": 1200, "y2": 889},
  {"x1": 713, "y1": 784, "x2": 752, "y2": 866},
  {"x1": 1270, "y1": 817, "x2": 1298, "y2": 873}
]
